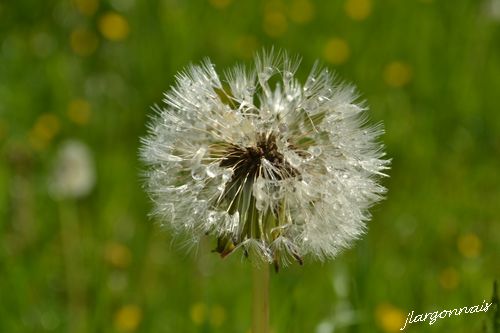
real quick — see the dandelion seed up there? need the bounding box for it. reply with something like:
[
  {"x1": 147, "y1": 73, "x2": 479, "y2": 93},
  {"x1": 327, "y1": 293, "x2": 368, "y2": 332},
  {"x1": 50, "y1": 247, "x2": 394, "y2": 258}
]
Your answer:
[{"x1": 141, "y1": 50, "x2": 390, "y2": 268}]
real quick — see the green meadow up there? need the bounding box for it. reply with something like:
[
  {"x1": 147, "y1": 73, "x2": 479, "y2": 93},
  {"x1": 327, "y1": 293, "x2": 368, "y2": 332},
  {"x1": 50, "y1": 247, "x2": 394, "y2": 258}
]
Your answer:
[{"x1": 1, "y1": 0, "x2": 499, "y2": 332}]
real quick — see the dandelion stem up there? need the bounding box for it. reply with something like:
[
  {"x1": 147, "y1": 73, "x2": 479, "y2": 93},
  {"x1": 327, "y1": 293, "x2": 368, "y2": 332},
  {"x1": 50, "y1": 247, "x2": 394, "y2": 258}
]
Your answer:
[
  {"x1": 59, "y1": 201, "x2": 86, "y2": 333},
  {"x1": 252, "y1": 263, "x2": 270, "y2": 333}
]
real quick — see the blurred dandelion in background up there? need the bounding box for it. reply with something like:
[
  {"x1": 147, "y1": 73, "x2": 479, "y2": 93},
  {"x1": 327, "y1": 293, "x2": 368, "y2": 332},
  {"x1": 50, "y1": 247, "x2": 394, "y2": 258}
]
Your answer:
[
  {"x1": 48, "y1": 140, "x2": 96, "y2": 200},
  {"x1": 45, "y1": 140, "x2": 97, "y2": 332},
  {"x1": 484, "y1": 0, "x2": 500, "y2": 20}
]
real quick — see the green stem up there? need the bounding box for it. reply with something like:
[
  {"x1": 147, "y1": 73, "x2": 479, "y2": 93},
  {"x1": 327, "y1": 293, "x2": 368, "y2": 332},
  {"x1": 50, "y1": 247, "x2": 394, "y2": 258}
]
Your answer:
[
  {"x1": 59, "y1": 200, "x2": 86, "y2": 333},
  {"x1": 252, "y1": 263, "x2": 270, "y2": 333}
]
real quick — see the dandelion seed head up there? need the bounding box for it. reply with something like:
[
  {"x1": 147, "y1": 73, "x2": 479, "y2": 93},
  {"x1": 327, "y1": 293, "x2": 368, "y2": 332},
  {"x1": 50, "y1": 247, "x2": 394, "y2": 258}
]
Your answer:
[
  {"x1": 49, "y1": 140, "x2": 96, "y2": 199},
  {"x1": 141, "y1": 50, "x2": 390, "y2": 267}
]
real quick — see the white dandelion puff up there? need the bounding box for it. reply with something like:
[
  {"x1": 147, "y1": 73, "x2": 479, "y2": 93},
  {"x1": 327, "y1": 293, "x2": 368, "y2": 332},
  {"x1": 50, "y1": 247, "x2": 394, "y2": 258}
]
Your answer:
[
  {"x1": 140, "y1": 50, "x2": 390, "y2": 269},
  {"x1": 48, "y1": 139, "x2": 96, "y2": 199}
]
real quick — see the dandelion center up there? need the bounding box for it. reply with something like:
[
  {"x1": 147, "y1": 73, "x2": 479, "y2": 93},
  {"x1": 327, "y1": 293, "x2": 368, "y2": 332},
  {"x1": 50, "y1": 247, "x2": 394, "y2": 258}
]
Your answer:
[{"x1": 220, "y1": 133, "x2": 298, "y2": 182}]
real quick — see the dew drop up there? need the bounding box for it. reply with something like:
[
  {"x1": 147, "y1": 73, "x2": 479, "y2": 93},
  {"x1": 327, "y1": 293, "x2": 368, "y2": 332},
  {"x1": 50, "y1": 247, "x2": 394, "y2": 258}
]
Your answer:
[
  {"x1": 283, "y1": 70, "x2": 293, "y2": 81},
  {"x1": 222, "y1": 169, "x2": 233, "y2": 182},
  {"x1": 246, "y1": 87, "x2": 254, "y2": 95},
  {"x1": 286, "y1": 151, "x2": 302, "y2": 168},
  {"x1": 192, "y1": 147, "x2": 207, "y2": 164},
  {"x1": 264, "y1": 66, "x2": 273, "y2": 77},
  {"x1": 193, "y1": 200, "x2": 207, "y2": 214},
  {"x1": 308, "y1": 146, "x2": 322, "y2": 157},
  {"x1": 207, "y1": 211, "x2": 218, "y2": 224},
  {"x1": 272, "y1": 191, "x2": 283, "y2": 200},
  {"x1": 253, "y1": 178, "x2": 266, "y2": 200},
  {"x1": 256, "y1": 200, "x2": 266, "y2": 211},
  {"x1": 303, "y1": 184, "x2": 315, "y2": 196},
  {"x1": 191, "y1": 166, "x2": 205, "y2": 180},
  {"x1": 177, "y1": 184, "x2": 188, "y2": 193},
  {"x1": 206, "y1": 164, "x2": 219, "y2": 178},
  {"x1": 231, "y1": 211, "x2": 240, "y2": 225}
]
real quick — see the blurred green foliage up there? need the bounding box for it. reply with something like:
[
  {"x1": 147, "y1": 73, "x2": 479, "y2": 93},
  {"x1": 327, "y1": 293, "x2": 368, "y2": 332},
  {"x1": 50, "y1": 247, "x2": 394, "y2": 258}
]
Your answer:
[{"x1": 1, "y1": 0, "x2": 499, "y2": 332}]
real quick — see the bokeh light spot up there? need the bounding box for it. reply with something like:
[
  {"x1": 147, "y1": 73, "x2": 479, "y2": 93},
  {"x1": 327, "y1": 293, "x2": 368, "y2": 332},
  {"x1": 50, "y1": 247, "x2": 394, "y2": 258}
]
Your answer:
[
  {"x1": 323, "y1": 38, "x2": 350, "y2": 65},
  {"x1": 190, "y1": 303, "x2": 207, "y2": 325},
  {"x1": 108, "y1": 271, "x2": 128, "y2": 293},
  {"x1": 209, "y1": 0, "x2": 232, "y2": 9},
  {"x1": 68, "y1": 99, "x2": 92, "y2": 125},
  {"x1": 439, "y1": 267, "x2": 460, "y2": 289},
  {"x1": 99, "y1": 12, "x2": 130, "y2": 41},
  {"x1": 263, "y1": 11, "x2": 287, "y2": 38},
  {"x1": 30, "y1": 113, "x2": 60, "y2": 150},
  {"x1": 104, "y1": 242, "x2": 132, "y2": 268},
  {"x1": 375, "y1": 303, "x2": 406, "y2": 333},
  {"x1": 344, "y1": 0, "x2": 372, "y2": 21},
  {"x1": 383, "y1": 61, "x2": 413, "y2": 87},
  {"x1": 31, "y1": 32, "x2": 57, "y2": 58},
  {"x1": 73, "y1": 0, "x2": 99, "y2": 16},
  {"x1": 457, "y1": 233, "x2": 482, "y2": 258},
  {"x1": 114, "y1": 304, "x2": 142, "y2": 332},
  {"x1": 210, "y1": 305, "x2": 226, "y2": 327},
  {"x1": 289, "y1": 0, "x2": 315, "y2": 24},
  {"x1": 70, "y1": 27, "x2": 99, "y2": 56}
]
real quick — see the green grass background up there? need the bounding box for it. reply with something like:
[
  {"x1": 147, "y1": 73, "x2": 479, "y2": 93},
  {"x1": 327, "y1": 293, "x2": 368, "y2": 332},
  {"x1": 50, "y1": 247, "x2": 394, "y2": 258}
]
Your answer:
[{"x1": 1, "y1": 0, "x2": 499, "y2": 332}]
